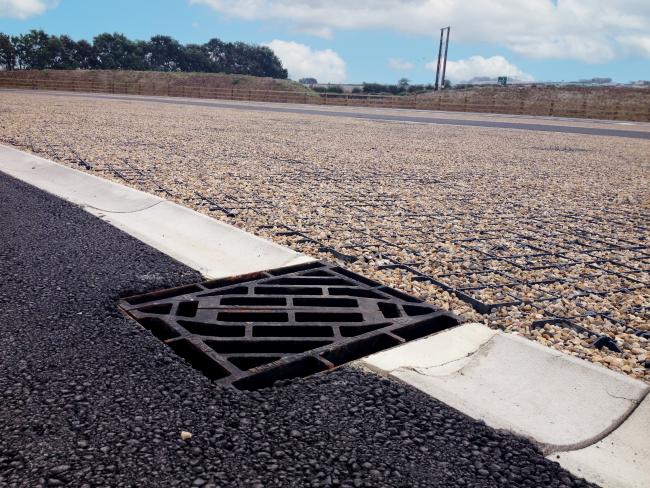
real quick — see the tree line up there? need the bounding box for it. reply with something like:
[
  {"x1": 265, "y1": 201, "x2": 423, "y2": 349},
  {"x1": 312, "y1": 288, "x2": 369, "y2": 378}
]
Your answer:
[{"x1": 0, "y1": 30, "x2": 288, "y2": 78}]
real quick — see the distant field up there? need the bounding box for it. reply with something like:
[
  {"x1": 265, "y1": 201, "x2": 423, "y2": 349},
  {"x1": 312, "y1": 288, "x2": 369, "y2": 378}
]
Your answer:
[
  {"x1": 420, "y1": 85, "x2": 650, "y2": 121},
  {"x1": 0, "y1": 70, "x2": 648, "y2": 121},
  {"x1": 0, "y1": 69, "x2": 315, "y2": 94}
]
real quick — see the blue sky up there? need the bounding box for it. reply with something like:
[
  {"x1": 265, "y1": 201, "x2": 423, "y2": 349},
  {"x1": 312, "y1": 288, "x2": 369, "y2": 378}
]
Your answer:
[{"x1": 1, "y1": 0, "x2": 649, "y2": 84}]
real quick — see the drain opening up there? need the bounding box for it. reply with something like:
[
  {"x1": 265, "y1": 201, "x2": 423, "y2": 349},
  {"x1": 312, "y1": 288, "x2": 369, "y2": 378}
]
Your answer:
[
  {"x1": 378, "y1": 302, "x2": 401, "y2": 318},
  {"x1": 207, "y1": 339, "x2": 332, "y2": 354},
  {"x1": 177, "y1": 320, "x2": 245, "y2": 337},
  {"x1": 217, "y1": 311, "x2": 289, "y2": 322},
  {"x1": 228, "y1": 356, "x2": 281, "y2": 370},
  {"x1": 119, "y1": 261, "x2": 459, "y2": 390},
  {"x1": 168, "y1": 339, "x2": 230, "y2": 381},
  {"x1": 263, "y1": 277, "x2": 350, "y2": 286},
  {"x1": 220, "y1": 297, "x2": 287, "y2": 306},
  {"x1": 339, "y1": 323, "x2": 391, "y2": 337},
  {"x1": 295, "y1": 312, "x2": 364, "y2": 323},
  {"x1": 393, "y1": 315, "x2": 458, "y2": 341},
  {"x1": 138, "y1": 317, "x2": 180, "y2": 341},
  {"x1": 253, "y1": 325, "x2": 334, "y2": 337},
  {"x1": 328, "y1": 288, "x2": 384, "y2": 299},
  {"x1": 232, "y1": 356, "x2": 328, "y2": 390},
  {"x1": 293, "y1": 297, "x2": 358, "y2": 307},
  {"x1": 177, "y1": 301, "x2": 198, "y2": 317},
  {"x1": 321, "y1": 334, "x2": 402, "y2": 366},
  {"x1": 255, "y1": 286, "x2": 323, "y2": 296}
]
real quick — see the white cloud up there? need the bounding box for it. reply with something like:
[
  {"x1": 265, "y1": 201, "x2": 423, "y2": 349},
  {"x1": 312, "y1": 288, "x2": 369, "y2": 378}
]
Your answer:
[
  {"x1": 0, "y1": 0, "x2": 55, "y2": 19},
  {"x1": 388, "y1": 58, "x2": 414, "y2": 70},
  {"x1": 190, "y1": 0, "x2": 650, "y2": 63},
  {"x1": 265, "y1": 40, "x2": 346, "y2": 83},
  {"x1": 425, "y1": 55, "x2": 534, "y2": 83},
  {"x1": 617, "y1": 35, "x2": 650, "y2": 58},
  {"x1": 297, "y1": 26, "x2": 333, "y2": 40}
]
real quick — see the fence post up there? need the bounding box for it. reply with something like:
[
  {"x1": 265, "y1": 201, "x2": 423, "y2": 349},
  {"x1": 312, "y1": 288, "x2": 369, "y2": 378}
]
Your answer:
[{"x1": 549, "y1": 100, "x2": 554, "y2": 116}]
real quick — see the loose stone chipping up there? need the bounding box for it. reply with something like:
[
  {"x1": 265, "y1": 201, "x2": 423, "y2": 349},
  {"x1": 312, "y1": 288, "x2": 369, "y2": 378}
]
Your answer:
[{"x1": 0, "y1": 91, "x2": 648, "y2": 381}]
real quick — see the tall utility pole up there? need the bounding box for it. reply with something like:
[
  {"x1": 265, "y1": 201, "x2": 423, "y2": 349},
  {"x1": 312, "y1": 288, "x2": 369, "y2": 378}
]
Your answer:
[{"x1": 434, "y1": 26, "x2": 451, "y2": 90}]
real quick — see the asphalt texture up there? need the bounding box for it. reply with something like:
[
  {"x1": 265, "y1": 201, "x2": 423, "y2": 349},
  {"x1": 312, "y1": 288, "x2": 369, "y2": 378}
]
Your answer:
[
  {"x1": 3, "y1": 88, "x2": 649, "y2": 140},
  {"x1": 0, "y1": 171, "x2": 598, "y2": 488}
]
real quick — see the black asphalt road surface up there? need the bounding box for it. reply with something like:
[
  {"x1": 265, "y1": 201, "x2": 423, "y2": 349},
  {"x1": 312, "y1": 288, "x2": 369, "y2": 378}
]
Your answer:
[
  {"x1": 0, "y1": 172, "x2": 597, "y2": 487},
  {"x1": 3, "y1": 88, "x2": 649, "y2": 140}
]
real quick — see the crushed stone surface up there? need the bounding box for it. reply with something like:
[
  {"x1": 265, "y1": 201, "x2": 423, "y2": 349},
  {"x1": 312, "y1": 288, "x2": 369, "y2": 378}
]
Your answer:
[{"x1": 0, "y1": 91, "x2": 648, "y2": 382}]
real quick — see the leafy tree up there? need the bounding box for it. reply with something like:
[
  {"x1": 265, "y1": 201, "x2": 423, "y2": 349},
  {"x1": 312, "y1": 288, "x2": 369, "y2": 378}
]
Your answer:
[
  {"x1": 93, "y1": 33, "x2": 138, "y2": 69},
  {"x1": 180, "y1": 44, "x2": 212, "y2": 72},
  {"x1": 398, "y1": 78, "x2": 410, "y2": 89},
  {"x1": 12, "y1": 30, "x2": 51, "y2": 69},
  {"x1": 147, "y1": 35, "x2": 184, "y2": 71},
  {"x1": 48, "y1": 35, "x2": 81, "y2": 69},
  {"x1": 1, "y1": 30, "x2": 290, "y2": 79},
  {"x1": 0, "y1": 33, "x2": 16, "y2": 70},
  {"x1": 75, "y1": 39, "x2": 97, "y2": 69}
]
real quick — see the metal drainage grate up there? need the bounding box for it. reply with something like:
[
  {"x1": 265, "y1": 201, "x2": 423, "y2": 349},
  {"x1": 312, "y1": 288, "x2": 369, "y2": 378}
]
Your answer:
[{"x1": 118, "y1": 261, "x2": 459, "y2": 390}]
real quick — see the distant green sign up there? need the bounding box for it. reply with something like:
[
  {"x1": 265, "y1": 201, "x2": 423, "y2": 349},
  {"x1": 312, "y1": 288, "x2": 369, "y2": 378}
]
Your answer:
[{"x1": 498, "y1": 76, "x2": 508, "y2": 86}]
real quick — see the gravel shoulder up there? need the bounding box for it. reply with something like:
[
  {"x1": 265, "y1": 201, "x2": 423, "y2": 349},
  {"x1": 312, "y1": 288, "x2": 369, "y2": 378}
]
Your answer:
[{"x1": 0, "y1": 172, "x2": 598, "y2": 487}]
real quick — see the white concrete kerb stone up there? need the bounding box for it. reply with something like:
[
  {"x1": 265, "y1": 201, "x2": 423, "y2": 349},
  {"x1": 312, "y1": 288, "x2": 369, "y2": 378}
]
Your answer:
[
  {"x1": 361, "y1": 323, "x2": 649, "y2": 453},
  {"x1": 0, "y1": 145, "x2": 314, "y2": 278}
]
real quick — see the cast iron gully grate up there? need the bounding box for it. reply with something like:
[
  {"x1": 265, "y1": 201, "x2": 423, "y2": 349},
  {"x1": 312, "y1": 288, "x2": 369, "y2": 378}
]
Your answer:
[{"x1": 118, "y1": 261, "x2": 459, "y2": 390}]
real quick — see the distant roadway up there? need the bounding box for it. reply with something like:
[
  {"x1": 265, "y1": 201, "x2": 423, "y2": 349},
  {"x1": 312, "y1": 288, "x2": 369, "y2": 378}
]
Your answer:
[{"x1": 3, "y1": 88, "x2": 650, "y2": 140}]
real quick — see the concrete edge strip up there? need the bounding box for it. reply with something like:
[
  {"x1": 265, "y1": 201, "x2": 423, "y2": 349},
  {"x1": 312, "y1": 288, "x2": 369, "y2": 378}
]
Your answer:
[
  {"x1": 359, "y1": 324, "x2": 650, "y2": 456},
  {"x1": 0, "y1": 144, "x2": 315, "y2": 278}
]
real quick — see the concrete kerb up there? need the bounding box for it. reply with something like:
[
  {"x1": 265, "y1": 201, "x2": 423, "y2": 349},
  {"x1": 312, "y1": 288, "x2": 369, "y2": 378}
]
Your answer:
[
  {"x1": 550, "y1": 395, "x2": 650, "y2": 488},
  {"x1": 360, "y1": 323, "x2": 649, "y2": 455},
  {"x1": 0, "y1": 145, "x2": 314, "y2": 278}
]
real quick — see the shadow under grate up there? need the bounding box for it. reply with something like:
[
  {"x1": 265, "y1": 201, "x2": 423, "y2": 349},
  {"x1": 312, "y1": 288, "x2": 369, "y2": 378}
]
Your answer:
[{"x1": 118, "y1": 261, "x2": 460, "y2": 390}]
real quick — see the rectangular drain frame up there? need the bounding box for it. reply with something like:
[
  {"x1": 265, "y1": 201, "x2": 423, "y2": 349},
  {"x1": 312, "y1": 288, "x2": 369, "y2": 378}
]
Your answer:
[{"x1": 118, "y1": 261, "x2": 460, "y2": 390}]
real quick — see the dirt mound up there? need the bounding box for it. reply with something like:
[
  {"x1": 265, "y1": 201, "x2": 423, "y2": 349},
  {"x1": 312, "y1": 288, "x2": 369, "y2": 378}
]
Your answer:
[{"x1": 0, "y1": 69, "x2": 313, "y2": 93}]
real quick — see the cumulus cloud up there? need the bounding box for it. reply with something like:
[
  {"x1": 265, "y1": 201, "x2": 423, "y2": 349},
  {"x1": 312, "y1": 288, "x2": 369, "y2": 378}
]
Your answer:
[
  {"x1": 265, "y1": 40, "x2": 346, "y2": 83},
  {"x1": 425, "y1": 55, "x2": 534, "y2": 83},
  {"x1": 190, "y1": 0, "x2": 650, "y2": 63},
  {"x1": 617, "y1": 35, "x2": 650, "y2": 58},
  {"x1": 0, "y1": 0, "x2": 55, "y2": 19},
  {"x1": 388, "y1": 58, "x2": 414, "y2": 70}
]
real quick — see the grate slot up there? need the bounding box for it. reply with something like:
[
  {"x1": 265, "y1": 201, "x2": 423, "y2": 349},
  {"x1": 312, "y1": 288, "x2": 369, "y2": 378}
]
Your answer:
[
  {"x1": 177, "y1": 320, "x2": 245, "y2": 337},
  {"x1": 125, "y1": 284, "x2": 202, "y2": 305},
  {"x1": 138, "y1": 317, "x2": 180, "y2": 341},
  {"x1": 228, "y1": 356, "x2": 281, "y2": 370},
  {"x1": 378, "y1": 302, "x2": 401, "y2": 318},
  {"x1": 253, "y1": 325, "x2": 334, "y2": 338},
  {"x1": 328, "y1": 288, "x2": 384, "y2": 299},
  {"x1": 168, "y1": 339, "x2": 230, "y2": 381},
  {"x1": 321, "y1": 334, "x2": 401, "y2": 366},
  {"x1": 207, "y1": 339, "x2": 332, "y2": 354},
  {"x1": 176, "y1": 301, "x2": 198, "y2": 317},
  {"x1": 232, "y1": 356, "x2": 329, "y2": 391},
  {"x1": 220, "y1": 297, "x2": 286, "y2": 306},
  {"x1": 294, "y1": 297, "x2": 358, "y2": 308},
  {"x1": 339, "y1": 323, "x2": 392, "y2": 337},
  {"x1": 294, "y1": 312, "x2": 364, "y2": 323},
  {"x1": 198, "y1": 286, "x2": 248, "y2": 297},
  {"x1": 217, "y1": 311, "x2": 289, "y2": 322},
  {"x1": 255, "y1": 286, "x2": 323, "y2": 296},
  {"x1": 139, "y1": 303, "x2": 173, "y2": 315},
  {"x1": 392, "y1": 315, "x2": 458, "y2": 341},
  {"x1": 262, "y1": 277, "x2": 350, "y2": 286},
  {"x1": 403, "y1": 304, "x2": 434, "y2": 317}
]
